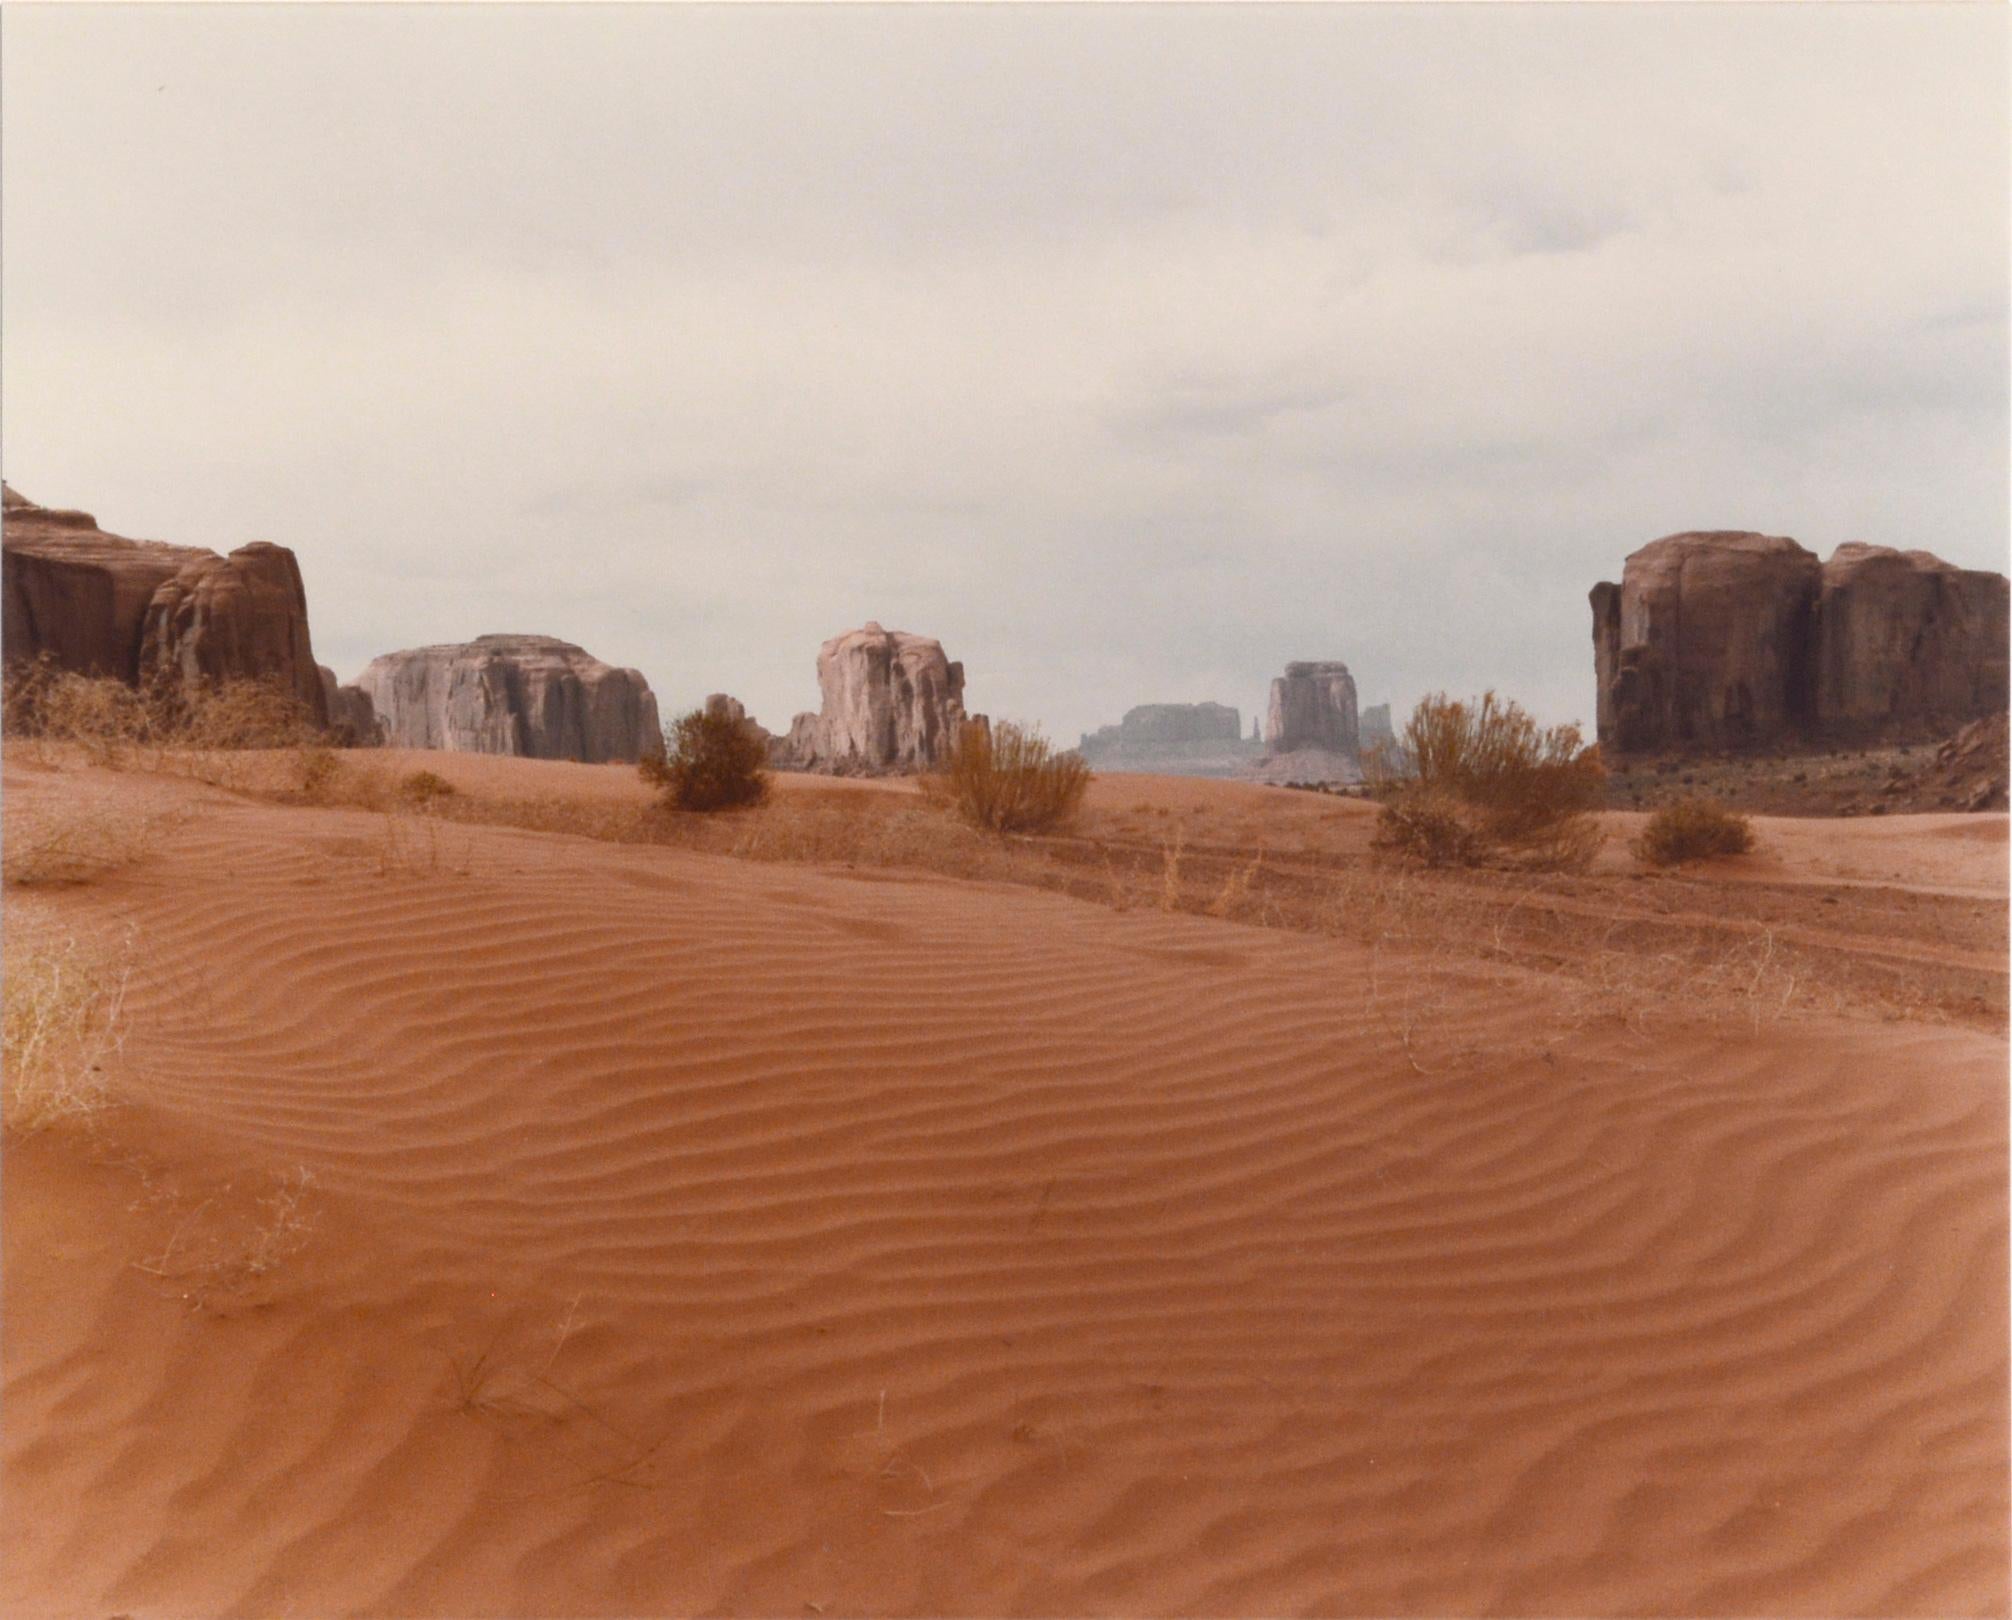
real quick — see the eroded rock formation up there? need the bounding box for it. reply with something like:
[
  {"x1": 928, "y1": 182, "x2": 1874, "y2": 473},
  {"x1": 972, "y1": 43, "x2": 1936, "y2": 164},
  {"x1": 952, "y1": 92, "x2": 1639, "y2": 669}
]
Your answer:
[
  {"x1": 1360, "y1": 703, "x2": 1395, "y2": 750},
  {"x1": 1812, "y1": 544, "x2": 2009, "y2": 741},
  {"x1": 1245, "y1": 660, "x2": 1363, "y2": 785},
  {"x1": 2, "y1": 483, "x2": 329, "y2": 725},
  {"x1": 1085, "y1": 703, "x2": 1241, "y2": 748},
  {"x1": 1592, "y1": 532, "x2": 2008, "y2": 753},
  {"x1": 318, "y1": 664, "x2": 382, "y2": 745},
  {"x1": 773, "y1": 622, "x2": 970, "y2": 774},
  {"x1": 701, "y1": 692, "x2": 774, "y2": 753},
  {"x1": 1265, "y1": 661, "x2": 1359, "y2": 755},
  {"x1": 1077, "y1": 702, "x2": 1260, "y2": 777},
  {"x1": 355, "y1": 634, "x2": 661, "y2": 763}
]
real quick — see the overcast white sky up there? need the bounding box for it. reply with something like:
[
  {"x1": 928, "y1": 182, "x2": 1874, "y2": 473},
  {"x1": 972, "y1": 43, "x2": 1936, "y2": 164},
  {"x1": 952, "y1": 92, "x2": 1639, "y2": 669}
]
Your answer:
[{"x1": 4, "y1": 4, "x2": 2006, "y2": 742}]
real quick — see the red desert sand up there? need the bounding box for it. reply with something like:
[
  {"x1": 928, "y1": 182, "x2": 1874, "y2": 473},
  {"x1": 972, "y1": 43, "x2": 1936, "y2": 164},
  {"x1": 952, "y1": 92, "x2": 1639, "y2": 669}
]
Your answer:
[{"x1": 3, "y1": 748, "x2": 2005, "y2": 1616}]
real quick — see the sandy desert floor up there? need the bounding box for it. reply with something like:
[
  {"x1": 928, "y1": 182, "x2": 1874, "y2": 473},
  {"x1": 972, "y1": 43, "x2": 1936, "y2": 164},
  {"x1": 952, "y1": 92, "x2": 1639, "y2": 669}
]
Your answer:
[{"x1": 3, "y1": 747, "x2": 2006, "y2": 1616}]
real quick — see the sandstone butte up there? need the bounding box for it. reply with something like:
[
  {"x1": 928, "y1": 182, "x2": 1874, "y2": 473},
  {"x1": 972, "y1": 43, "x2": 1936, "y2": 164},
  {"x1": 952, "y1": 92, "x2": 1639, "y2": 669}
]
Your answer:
[
  {"x1": 1245, "y1": 659, "x2": 1363, "y2": 785},
  {"x1": 1592, "y1": 531, "x2": 2009, "y2": 755},
  {"x1": 774, "y1": 621, "x2": 974, "y2": 775},
  {"x1": 1, "y1": 482, "x2": 329, "y2": 726},
  {"x1": 354, "y1": 634, "x2": 662, "y2": 764}
]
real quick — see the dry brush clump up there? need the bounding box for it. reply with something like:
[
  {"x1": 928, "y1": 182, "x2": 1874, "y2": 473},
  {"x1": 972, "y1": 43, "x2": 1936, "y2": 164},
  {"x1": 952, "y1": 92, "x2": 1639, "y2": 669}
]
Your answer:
[
  {"x1": 2, "y1": 924, "x2": 132, "y2": 1131},
  {"x1": 398, "y1": 768, "x2": 458, "y2": 807},
  {"x1": 923, "y1": 721, "x2": 1089, "y2": 835},
  {"x1": 1372, "y1": 692, "x2": 1605, "y2": 871},
  {"x1": 4, "y1": 660, "x2": 321, "y2": 780},
  {"x1": 3, "y1": 794, "x2": 191, "y2": 888},
  {"x1": 1632, "y1": 798, "x2": 1755, "y2": 867},
  {"x1": 641, "y1": 707, "x2": 771, "y2": 812}
]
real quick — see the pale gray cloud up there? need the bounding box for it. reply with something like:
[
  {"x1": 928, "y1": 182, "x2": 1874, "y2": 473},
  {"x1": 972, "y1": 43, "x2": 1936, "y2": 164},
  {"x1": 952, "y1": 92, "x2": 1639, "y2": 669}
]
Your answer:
[{"x1": 4, "y1": 4, "x2": 2005, "y2": 742}]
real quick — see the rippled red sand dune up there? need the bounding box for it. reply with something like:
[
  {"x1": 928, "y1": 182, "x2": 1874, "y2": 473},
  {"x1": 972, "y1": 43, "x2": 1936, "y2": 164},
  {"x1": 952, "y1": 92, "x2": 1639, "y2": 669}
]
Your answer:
[{"x1": 3, "y1": 754, "x2": 2005, "y2": 1616}]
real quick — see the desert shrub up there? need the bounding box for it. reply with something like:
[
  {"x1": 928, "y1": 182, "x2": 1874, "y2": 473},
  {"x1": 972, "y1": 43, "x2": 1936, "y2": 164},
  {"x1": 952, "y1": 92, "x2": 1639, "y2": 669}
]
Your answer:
[
  {"x1": 2, "y1": 927, "x2": 131, "y2": 1130},
  {"x1": 3, "y1": 797, "x2": 187, "y2": 887},
  {"x1": 643, "y1": 707, "x2": 771, "y2": 812},
  {"x1": 1633, "y1": 798, "x2": 1755, "y2": 866},
  {"x1": 1374, "y1": 692, "x2": 1604, "y2": 869},
  {"x1": 291, "y1": 745, "x2": 346, "y2": 802},
  {"x1": 1359, "y1": 738, "x2": 1413, "y2": 795},
  {"x1": 170, "y1": 676, "x2": 318, "y2": 752},
  {"x1": 924, "y1": 720, "x2": 1090, "y2": 835},
  {"x1": 5, "y1": 664, "x2": 159, "y2": 765},
  {"x1": 2, "y1": 655, "x2": 66, "y2": 738},
  {"x1": 4, "y1": 662, "x2": 317, "y2": 765},
  {"x1": 1370, "y1": 787, "x2": 1490, "y2": 868},
  {"x1": 398, "y1": 768, "x2": 458, "y2": 806}
]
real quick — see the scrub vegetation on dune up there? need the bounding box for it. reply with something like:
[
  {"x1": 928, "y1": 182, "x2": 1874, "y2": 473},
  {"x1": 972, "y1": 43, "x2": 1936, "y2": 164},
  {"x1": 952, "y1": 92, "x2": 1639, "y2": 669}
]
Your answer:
[
  {"x1": 2, "y1": 795, "x2": 189, "y2": 888},
  {"x1": 1, "y1": 923, "x2": 132, "y2": 1131},
  {"x1": 1372, "y1": 691, "x2": 1606, "y2": 871},
  {"x1": 1633, "y1": 797, "x2": 1757, "y2": 866},
  {"x1": 641, "y1": 707, "x2": 771, "y2": 812},
  {"x1": 923, "y1": 720, "x2": 1090, "y2": 834},
  {"x1": 4, "y1": 661, "x2": 320, "y2": 784}
]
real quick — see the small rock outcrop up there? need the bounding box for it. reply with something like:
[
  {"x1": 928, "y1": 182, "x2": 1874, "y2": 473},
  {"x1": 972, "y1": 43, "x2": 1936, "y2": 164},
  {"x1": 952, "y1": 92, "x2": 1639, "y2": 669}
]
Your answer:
[
  {"x1": 773, "y1": 622, "x2": 971, "y2": 774},
  {"x1": 1077, "y1": 702, "x2": 1260, "y2": 777},
  {"x1": 317, "y1": 664, "x2": 382, "y2": 745},
  {"x1": 701, "y1": 692, "x2": 774, "y2": 752},
  {"x1": 1592, "y1": 531, "x2": 2008, "y2": 754},
  {"x1": 2, "y1": 483, "x2": 329, "y2": 725},
  {"x1": 1360, "y1": 703, "x2": 1396, "y2": 750},
  {"x1": 355, "y1": 634, "x2": 661, "y2": 763}
]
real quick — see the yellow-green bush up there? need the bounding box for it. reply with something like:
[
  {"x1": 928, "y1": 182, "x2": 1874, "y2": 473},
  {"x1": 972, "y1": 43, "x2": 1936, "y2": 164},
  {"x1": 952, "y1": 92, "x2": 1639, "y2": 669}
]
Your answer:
[
  {"x1": 1633, "y1": 798, "x2": 1755, "y2": 866},
  {"x1": 924, "y1": 721, "x2": 1089, "y2": 835}
]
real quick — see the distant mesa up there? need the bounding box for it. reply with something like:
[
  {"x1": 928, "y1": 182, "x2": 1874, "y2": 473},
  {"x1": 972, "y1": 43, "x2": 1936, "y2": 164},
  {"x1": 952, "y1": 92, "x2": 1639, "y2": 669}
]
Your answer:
[
  {"x1": 772, "y1": 621, "x2": 974, "y2": 775},
  {"x1": 2, "y1": 482, "x2": 330, "y2": 726},
  {"x1": 1077, "y1": 702, "x2": 1261, "y2": 778},
  {"x1": 354, "y1": 634, "x2": 662, "y2": 764},
  {"x1": 1246, "y1": 660, "x2": 1364, "y2": 786},
  {"x1": 1592, "y1": 531, "x2": 2009, "y2": 755}
]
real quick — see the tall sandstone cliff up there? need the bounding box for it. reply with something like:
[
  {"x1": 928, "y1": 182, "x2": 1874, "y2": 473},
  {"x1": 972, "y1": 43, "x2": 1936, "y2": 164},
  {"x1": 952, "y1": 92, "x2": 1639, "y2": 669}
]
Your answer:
[
  {"x1": 355, "y1": 634, "x2": 661, "y2": 764},
  {"x1": 2, "y1": 483, "x2": 329, "y2": 725},
  {"x1": 774, "y1": 622, "x2": 972, "y2": 774},
  {"x1": 1592, "y1": 531, "x2": 2007, "y2": 754}
]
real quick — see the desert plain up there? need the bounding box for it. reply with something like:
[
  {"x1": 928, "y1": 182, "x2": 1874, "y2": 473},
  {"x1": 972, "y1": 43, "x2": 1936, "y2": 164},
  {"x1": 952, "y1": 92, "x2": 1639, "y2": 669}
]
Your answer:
[{"x1": 1, "y1": 741, "x2": 2005, "y2": 1617}]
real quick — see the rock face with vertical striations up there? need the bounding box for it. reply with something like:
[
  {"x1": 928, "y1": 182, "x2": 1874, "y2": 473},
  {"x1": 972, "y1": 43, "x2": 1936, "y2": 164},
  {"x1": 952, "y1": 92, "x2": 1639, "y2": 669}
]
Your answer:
[
  {"x1": 354, "y1": 634, "x2": 662, "y2": 763},
  {"x1": 1245, "y1": 660, "x2": 1363, "y2": 784},
  {"x1": 1810, "y1": 544, "x2": 2008, "y2": 742},
  {"x1": 2, "y1": 483, "x2": 329, "y2": 725},
  {"x1": 1264, "y1": 661, "x2": 1360, "y2": 755},
  {"x1": 773, "y1": 622, "x2": 971, "y2": 774},
  {"x1": 1592, "y1": 531, "x2": 2008, "y2": 754}
]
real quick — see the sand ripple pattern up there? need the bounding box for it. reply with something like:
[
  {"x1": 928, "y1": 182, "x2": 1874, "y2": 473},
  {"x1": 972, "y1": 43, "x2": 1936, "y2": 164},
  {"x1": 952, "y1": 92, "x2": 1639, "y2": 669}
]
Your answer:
[{"x1": 5, "y1": 793, "x2": 2005, "y2": 1616}]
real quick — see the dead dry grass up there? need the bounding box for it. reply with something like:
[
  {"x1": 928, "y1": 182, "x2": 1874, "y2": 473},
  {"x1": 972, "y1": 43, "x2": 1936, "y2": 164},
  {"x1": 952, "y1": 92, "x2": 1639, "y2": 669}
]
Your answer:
[
  {"x1": 131, "y1": 1164, "x2": 321, "y2": 1304},
  {"x1": 3, "y1": 795, "x2": 192, "y2": 888},
  {"x1": 2, "y1": 922, "x2": 133, "y2": 1132},
  {"x1": 4, "y1": 664, "x2": 321, "y2": 788},
  {"x1": 178, "y1": 750, "x2": 2002, "y2": 1033},
  {"x1": 922, "y1": 721, "x2": 1089, "y2": 834},
  {"x1": 1373, "y1": 692, "x2": 1606, "y2": 872}
]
